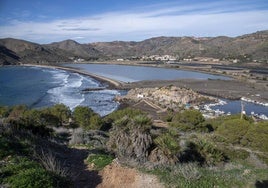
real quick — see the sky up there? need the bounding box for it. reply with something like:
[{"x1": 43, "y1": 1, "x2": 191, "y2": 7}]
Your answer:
[{"x1": 0, "y1": 0, "x2": 267, "y2": 44}]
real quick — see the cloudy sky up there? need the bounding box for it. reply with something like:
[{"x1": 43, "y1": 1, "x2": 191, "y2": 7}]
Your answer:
[{"x1": 0, "y1": 0, "x2": 267, "y2": 43}]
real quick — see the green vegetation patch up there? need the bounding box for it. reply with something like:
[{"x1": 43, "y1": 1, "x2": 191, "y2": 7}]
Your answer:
[
  {"x1": 0, "y1": 156, "x2": 67, "y2": 188},
  {"x1": 86, "y1": 153, "x2": 114, "y2": 170},
  {"x1": 146, "y1": 164, "x2": 268, "y2": 188}
]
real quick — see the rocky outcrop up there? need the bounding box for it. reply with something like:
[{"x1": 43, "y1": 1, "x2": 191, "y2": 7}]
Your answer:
[{"x1": 118, "y1": 86, "x2": 215, "y2": 111}]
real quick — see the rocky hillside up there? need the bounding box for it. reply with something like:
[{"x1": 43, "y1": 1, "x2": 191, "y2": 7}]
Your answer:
[
  {"x1": 46, "y1": 39, "x2": 102, "y2": 60},
  {"x1": 0, "y1": 38, "x2": 71, "y2": 65},
  {"x1": 0, "y1": 45, "x2": 20, "y2": 65},
  {"x1": 92, "y1": 30, "x2": 268, "y2": 61},
  {"x1": 0, "y1": 30, "x2": 267, "y2": 65}
]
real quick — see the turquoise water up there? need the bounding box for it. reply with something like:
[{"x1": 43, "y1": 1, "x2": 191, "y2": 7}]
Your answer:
[
  {"x1": 65, "y1": 63, "x2": 231, "y2": 82},
  {"x1": 0, "y1": 66, "x2": 123, "y2": 116}
]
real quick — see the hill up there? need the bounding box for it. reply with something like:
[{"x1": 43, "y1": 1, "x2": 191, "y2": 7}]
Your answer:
[
  {"x1": 91, "y1": 30, "x2": 268, "y2": 62},
  {"x1": 46, "y1": 39, "x2": 102, "y2": 60},
  {"x1": 0, "y1": 38, "x2": 71, "y2": 65},
  {"x1": 0, "y1": 30, "x2": 267, "y2": 65}
]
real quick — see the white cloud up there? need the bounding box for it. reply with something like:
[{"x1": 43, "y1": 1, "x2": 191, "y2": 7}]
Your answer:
[{"x1": 0, "y1": 1, "x2": 268, "y2": 43}]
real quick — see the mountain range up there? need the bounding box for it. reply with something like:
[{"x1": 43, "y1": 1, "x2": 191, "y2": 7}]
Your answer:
[{"x1": 0, "y1": 30, "x2": 267, "y2": 65}]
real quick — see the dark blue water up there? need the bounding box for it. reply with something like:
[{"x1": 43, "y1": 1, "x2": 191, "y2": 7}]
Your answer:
[
  {"x1": 0, "y1": 66, "x2": 123, "y2": 116},
  {"x1": 65, "y1": 64, "x2": 231, "y2": 82}
]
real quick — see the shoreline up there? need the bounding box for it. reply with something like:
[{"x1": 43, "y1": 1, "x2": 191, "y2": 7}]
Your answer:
[
  {"x1": 20, "y1": 63, "x2": 268, "y2": 104},
  {"x1": 22, "y1": 63, "x2": 124, "y2": 89}
]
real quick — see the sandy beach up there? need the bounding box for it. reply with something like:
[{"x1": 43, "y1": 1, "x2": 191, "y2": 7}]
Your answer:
[{"x1": 22, "y1": 63, "x2": 124, "y2": 89}]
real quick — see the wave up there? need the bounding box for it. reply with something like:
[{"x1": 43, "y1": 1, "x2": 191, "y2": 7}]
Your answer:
[{"x1": 39, "y1": 67, "x2": 121, "y2": 114}]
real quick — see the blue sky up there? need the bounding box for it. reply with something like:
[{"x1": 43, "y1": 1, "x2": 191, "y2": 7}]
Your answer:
[{"x1": 0, "y1": 0, "x2": 267, "y2": 43}]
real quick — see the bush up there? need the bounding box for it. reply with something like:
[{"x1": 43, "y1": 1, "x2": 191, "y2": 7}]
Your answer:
[
  {"x1": 154, "y1": 131, "x2": 180, "y2": 161},
  {"x1": 89, "y1": 115, "x2": 103, "y2": 130},
  {"x1": 73, "y1": 106, "x2": 102, "y2": 130},
  {"x1": 204, "y1": 114, "x2": 241, "y2": 131},
  {"x1": 105, "y1": 108, "x2": 145, "y2": 123},
  {"x1": 223, "y1": 148, "x2": 250, "y2": 162},
  {"x1": 1, "y1": 157, "x2": 67, "y2": 188},
  {"x1": 21, "y1": 109, "x2": 53, "y2": 136},
  {"x1": 7, "y1": 105, "x2": 27, "y2": 122},
  {"x1": 48, "y1": 104, "x2": 71, "y2": 126},
  {"x1": 242, "y1": 121, "x2": 268, "y2": 152},
  {"x1": 216, "y1": 118, "x2": 251, "y2": 144},
  {"x1": 170, "y1": 110, "x2": 205, "y2": 130},
  {"x1": 0, "y1": 106, "x2": 10, "y2": 118},
  {"x1": 194, "y1": 139, "x2": 226, "y2": 166},
  {"x1": 6, "y1": 168, "x2": 55, "y2": 188},
  {"x1": 107, "y1": 114, "x2": 152, "y2": 162},
  {"x1": 0, "y1": 135, "x2": 28, "y2": 159}
]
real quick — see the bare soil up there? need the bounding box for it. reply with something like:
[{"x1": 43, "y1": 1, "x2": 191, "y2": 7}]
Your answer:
[{"x1": 97, "y1": 161, "x2": 164, "y2": 188}]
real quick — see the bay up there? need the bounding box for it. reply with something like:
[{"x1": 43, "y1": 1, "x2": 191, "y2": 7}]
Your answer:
[{"x1": 0, "y1": 66, "x2": 123, "y2": 116}]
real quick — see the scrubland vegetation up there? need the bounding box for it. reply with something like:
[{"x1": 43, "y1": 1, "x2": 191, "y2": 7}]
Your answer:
[{"x1": 0, "y1": 104, "x2": 267, "y2": 187}]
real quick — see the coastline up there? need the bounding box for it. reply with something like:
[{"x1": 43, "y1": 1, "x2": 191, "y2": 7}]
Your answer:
[
  {"x1": 22, "y1": 63, "x2": 124, "y2": 89},
  {"x1": 20, "y1": 63, "x2": 268, "y2": 104},
  {"x1": 2, "y1": 63, "x2": 267, "y2": 119}
]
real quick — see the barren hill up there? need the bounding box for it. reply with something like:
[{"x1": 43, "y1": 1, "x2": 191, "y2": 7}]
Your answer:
[
  {"x1": 0, "y1": 38, "x2": 71, "y2": 64},
  {"x1": 91, "y1": 30, "x2": 268, "y2": 61},
  {"x1": 0, "y1": 30, "x2": 267, "y2": 65},
  {"x1": 47, "y1": 39, "x2": 101, "y2": 60}
]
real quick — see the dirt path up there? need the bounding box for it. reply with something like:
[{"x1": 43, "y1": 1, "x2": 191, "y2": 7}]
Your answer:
[
  {"x1": 97, "y1": 160, "x2": 164, "y2": 188},
  {"x1": 56, "y1": 145, "x2": 164, "y2": 188},
  {"x1": 55, "y1": 146, "x2": 101, "y2": 188}
]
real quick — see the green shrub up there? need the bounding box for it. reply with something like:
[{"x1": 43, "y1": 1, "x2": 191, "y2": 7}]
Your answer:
[
  {"x1": 0, "y1": 135, "x2": 28, "y2": 159},
  {"x1": 223, "y1": 148, "x2": 250, "y2": 162},
  {"x1": 216, "y1": 118, "x2": 251, "y2": 144},
  {"x1": 6, "y1": 168, "x2": 55, "y2": 188},
  {"x1": 0, "y1": 106, "x2": 10, "y2": 118},
  {"x1": 242, "y1": 121, "x2": 268, "y2": 152},
  {"x1": 194, "y1": 139, "x2": 226, "y2": 166},
  {"x1": 108, "y1": 114, "x2": 152, "y2": 161},
  {"x1": 73, "y1": 106, "x2": 94, "y2": 128},
  {"x1": 48, "y1": 104, "x2": 71, "y2": 126},
  {"x1": 73, "y1": 106, "x2": 102, "y2": 130},
  {"x1": 89, "y1": 114, "x2": 103, "y2": 130},
  {"x1": 86, "y1": 153, "x2": 114, "y2": 170},
  {"x1": 154, "y1": 131, "x2": 180, "y2": 158},
  {"x1": 170, "y1": 110, "x2": 205, "y2": 130},
  {"x1": 7, "y1": 105, "x2": 27, "y2": 123},
  {"x1": 204, "y1": 114, "x2": 241, "y2": 131},
  {"x1": 1, "y1": 157, "x2": 67, "y2": 188},
  {"x1": 105, "y1": 108, "x2": 145, "y2": 123}
]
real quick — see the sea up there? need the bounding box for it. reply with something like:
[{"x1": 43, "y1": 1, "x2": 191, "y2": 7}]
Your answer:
[
  {"x1": 0, "y1": 65, "x2": 267, "y2": 117},
  {"x1": 0, "y1": 66, "x2": 124, "y2": 116}
]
